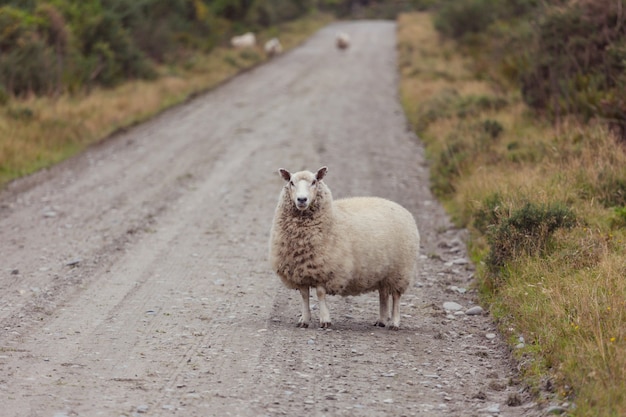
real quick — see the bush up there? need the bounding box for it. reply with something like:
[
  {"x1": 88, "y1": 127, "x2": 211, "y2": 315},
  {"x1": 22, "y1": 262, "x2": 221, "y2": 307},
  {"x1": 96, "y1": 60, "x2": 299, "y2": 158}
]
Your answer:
[
  {"x1": 434, "y1": 0, "x2": 498, "y2": 39},
  {"x1": 482, "y1": 119, "x2": 504, "y2": 139},
  {"x1": 0, "y1": 6, "x2": 60, "y2": 95},
  {"x1": 473, "y1": 192, "x2": 503, "y2": 234},
  {"x1": 610, "y1": 206, "x2": 626, "y2": 229},
  {"x1": 484, "y1": 201, "x2": 576, "y2": 272},
  {"x1": 519, "y1": 0, "x2": 626, "y2": 133}
]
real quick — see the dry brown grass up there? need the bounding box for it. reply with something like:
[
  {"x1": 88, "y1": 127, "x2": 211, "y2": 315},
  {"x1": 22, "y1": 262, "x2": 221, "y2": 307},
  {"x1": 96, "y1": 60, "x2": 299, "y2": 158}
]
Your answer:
[
  {"x1": 0, "y1": 12, "x2": 333, "y2": 187},
  {"x1": 398, "y1": 11, "x2": 626, "y2": 416}
]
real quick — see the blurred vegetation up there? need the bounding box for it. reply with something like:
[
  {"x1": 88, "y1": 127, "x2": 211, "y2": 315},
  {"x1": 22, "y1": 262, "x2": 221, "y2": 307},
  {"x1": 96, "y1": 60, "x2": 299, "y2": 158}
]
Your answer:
[
  {"x1": 0, "y1": 0, "x2": 314, "y2": 96},
  {"x1": 0, "y1": 0, "x2": 436, "y2": 98},
  {"x1": 433, "y1": 0, "x2": 626, "y2": 138}
]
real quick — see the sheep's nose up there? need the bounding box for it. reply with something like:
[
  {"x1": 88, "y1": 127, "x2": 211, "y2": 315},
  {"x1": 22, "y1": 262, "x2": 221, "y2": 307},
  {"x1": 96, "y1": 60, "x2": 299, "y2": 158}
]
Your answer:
[{"x1": 297, "y1": 197, "x2": 308, "y2": 204}]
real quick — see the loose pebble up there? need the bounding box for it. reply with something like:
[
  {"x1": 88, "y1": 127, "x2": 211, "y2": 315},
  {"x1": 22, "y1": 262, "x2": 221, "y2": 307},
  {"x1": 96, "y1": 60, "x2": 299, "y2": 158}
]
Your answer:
[
  {"x1": 465, "y1": 306, "x2": 484, "y2": 315},
  {"x1": 484, "y1": 403, "x2": 500, "y2": 413},
  {"x1": 545, "y1": 405, "x2": 567, "y2": 414},
  {"x1": 66, "y1": 258, "x2": 81, "y2": 267},
  {"x1": 443, "y1": 301, "x2": 463, "y2": 311}
]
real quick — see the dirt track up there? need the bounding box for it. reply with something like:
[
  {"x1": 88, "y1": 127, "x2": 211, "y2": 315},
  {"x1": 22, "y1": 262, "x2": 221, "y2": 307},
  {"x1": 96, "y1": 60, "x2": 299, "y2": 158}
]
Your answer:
[{"x1": 0, "y1": 21, "x2": 543, "y2": 416}]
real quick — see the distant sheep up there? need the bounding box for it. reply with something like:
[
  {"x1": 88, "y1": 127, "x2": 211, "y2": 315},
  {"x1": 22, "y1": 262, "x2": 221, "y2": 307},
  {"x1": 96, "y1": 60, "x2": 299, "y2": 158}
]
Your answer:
[
  {"x1": 231, "y1": 32, "x2": 256, "y2": 48},
  {"x1": 264, "y1": 38, "x2": 283, "y2": 58},
  {"x1": 269, "y1": 167, "x2": 420, "y2": 330},
  {"x1": 336, "y1": 32, "x2": 350, "y2": 50}
]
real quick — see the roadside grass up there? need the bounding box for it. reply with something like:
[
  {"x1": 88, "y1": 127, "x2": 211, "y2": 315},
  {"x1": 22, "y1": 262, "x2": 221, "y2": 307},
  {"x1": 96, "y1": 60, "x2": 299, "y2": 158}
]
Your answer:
[
  {"x1": 0, "y1": 12, "x2": 333, "y2": 188},
  {"x1": 398, "y1": 12, "x2": 626, "y2": 416}
]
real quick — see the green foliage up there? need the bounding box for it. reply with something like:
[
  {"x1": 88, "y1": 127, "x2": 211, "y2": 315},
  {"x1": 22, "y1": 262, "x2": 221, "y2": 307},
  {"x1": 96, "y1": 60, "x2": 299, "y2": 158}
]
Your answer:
[
  {"x1": 246, "y1": 0, "x2": 310, "y2": 26},
  {"x1": 520, "y1": 0, "x2": 626, "y2": 134},
  {"x1": 0, "y1": 5, "x2": 60, "y2": 95},
  {"x1": 0, "y1": 0, "x2": 319, "y2": 96},
  {"x1": 6, "y1": 105, "x2": 35, "y2": 120},
  {"x1": 434, "y1": 0, "x2": 626, "y2": 135},
  {"x1": 483, "y1": 201, "x2": 576, "y2": 273},
  {"x1": 435, "y1": 0, "x2": 541, "y2": 40},
  {"x1": 473, "y1": 192, "x2": 503, "y2": 234},
  {"x1": 482, "y1": 119, "x2": 503, "y2": 139},
  {"x1": 611, "y1": 206, "x2": 626, "y2": 228},
  {"x1": 434, "y1": 0, "x2": 497, "y2": 39}
]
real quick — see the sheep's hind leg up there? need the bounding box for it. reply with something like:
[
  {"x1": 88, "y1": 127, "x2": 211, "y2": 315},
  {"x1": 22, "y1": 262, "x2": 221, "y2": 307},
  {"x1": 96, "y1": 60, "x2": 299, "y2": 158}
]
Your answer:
[
  {"x1": 374, "y1": 287, "x2": 391, "y2": 327},
  {"x1": 389, "y1": 291, "x2": 402, "y2": 330},
  {"x1": 297, "y1": 286, "x2": 311, "y2": 328},
  {"x1": 316, "y1": 286, "x2": 332, "y2": 328}
]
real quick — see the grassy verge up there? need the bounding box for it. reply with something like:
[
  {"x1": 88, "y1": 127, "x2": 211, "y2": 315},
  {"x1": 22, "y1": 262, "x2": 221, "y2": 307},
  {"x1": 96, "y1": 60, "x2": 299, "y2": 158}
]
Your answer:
[
  {"x1": 0, "y1": 12, "x2": 333, "y2": 188},
  {"x1": 398, "y1": 12, "x2": 626, "y2": 416}
]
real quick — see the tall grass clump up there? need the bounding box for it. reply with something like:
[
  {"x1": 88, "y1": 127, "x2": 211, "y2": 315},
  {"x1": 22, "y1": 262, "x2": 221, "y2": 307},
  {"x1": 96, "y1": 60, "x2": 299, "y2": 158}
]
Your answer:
[{"x1": 399, "y1": 10, "x2": 626, "y2": 415}]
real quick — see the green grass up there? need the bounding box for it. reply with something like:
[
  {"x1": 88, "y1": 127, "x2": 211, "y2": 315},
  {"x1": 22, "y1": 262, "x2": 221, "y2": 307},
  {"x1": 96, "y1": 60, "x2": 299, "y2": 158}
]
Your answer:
[{"x1": 398, "y1": 12, "x2": 626, "y2": 416}]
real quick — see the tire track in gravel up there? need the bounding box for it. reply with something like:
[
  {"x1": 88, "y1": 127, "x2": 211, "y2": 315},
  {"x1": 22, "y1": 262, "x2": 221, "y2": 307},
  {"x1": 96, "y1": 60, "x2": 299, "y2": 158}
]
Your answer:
[{"x1": 1, "y1": 20, "x2": 543, "y2": 417}]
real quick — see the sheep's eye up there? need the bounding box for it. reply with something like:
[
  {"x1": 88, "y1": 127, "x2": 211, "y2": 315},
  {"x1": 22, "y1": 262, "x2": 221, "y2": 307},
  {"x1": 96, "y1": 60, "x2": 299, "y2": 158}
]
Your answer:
[
  {"x1": 289, "y1": 180, "x2": 294, "y2": 186},
  {"x1": 311, "y1": 179, "x2": 317, "y2": 186}
]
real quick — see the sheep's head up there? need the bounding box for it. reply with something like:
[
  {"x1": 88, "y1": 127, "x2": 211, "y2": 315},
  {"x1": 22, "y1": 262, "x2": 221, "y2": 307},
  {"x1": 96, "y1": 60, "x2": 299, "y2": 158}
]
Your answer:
[{"x1": 279, "y1": 166, "x2": 328, "y2": 211}]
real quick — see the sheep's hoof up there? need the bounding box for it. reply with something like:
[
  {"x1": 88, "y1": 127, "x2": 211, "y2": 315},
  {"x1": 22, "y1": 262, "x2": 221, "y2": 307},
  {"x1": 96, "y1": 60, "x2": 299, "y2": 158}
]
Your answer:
[
  {"x1": 320, "y1": 322, "x2": 332, "y2": 329},
  {"x1": 296, "y1": 322, "x2": 309, "y2": 328},
  {"x1": 374, "y1": 321, "x2": 386, "y2": 327},
  {"x1": 388, "y1": 325, "x2": 400, "y2": 331}
]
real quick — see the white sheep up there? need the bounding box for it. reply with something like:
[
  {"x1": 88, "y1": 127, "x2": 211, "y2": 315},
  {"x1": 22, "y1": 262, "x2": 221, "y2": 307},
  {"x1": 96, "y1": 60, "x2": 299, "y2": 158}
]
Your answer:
[
  {"x1": 269, "y1": 167, "x2": 420, "y2": 330},
  {"x1": 231, "y1": 32, "x2": 256, "y2": 48},
  {"x1": 336, "y1": 32, "x2": 350, "y2": 50},
  {"x1": 264, "y1": 38, "x2": 283, "y2": 58}
]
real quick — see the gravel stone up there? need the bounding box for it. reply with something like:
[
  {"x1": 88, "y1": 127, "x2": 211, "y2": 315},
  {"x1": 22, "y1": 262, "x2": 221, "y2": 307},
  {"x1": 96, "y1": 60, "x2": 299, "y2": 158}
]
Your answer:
[{"x1": 443, "y1": 301, "x2": 463, "y2": 311}]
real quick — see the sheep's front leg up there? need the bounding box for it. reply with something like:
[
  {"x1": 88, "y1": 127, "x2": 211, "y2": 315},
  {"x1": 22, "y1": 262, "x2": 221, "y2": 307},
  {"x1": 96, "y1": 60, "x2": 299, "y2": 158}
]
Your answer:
[
  {"x1": 389, "y1": 291, "x2": 402, "y2": 330},
  {"x1": 297, "y1": 286, "x2": 311, "y2": 328},
  {"x1": 316, "y1": 286, "x2": 332, "y2": 328},
  {"x1": 375, "y1": 287, "x2": 390, "y2": 327}
]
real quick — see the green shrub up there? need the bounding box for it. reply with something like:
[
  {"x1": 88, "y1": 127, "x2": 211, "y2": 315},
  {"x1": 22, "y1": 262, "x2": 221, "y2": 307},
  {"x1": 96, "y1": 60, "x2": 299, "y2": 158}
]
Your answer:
[
  {"x1": 519, "y1": 0, "x2": 626, "y2": 133},
  {"x1": 473, "y1": 192, "x2": 503, "y2": 234},
  {"x1": 456, "y1": 94, "x2": 508, "y2": 118},
  {"x1": 610, "y1": 206, "x2": 626, "y2": 229},
  {"x1": 6, "y1": 105, "x2": 35, "y2": 120},
  {"x1": 482, "y1": 119, "x2": 504, "y2": 139},
  {"x1": 485, "y1": 201, "x2": 576, "y2": 272},
  {"x1": 434, "y1": 0, "x2": 498, "y2": 39},
  {"x1": 0, "y1": 6, "x2": 61, "y2": 95}
]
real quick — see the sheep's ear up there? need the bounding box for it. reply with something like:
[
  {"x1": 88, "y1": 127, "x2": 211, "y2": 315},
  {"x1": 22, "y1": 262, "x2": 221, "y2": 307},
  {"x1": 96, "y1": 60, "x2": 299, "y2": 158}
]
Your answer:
[
  {"x1": 316, "y1": 166, "x2": 328, "y2": 181},
  {"x1": 279, "y1": 168, "x2": 291, "y2": 182}
]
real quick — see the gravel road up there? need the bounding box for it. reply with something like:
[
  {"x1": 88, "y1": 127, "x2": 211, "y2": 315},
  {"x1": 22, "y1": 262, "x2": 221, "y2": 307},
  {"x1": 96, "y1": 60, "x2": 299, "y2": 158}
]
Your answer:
[{"x1": 0, "y1": 21, "x2": 543, "y2": 417}]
